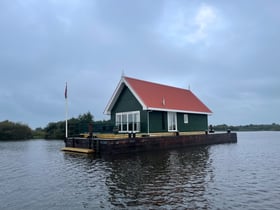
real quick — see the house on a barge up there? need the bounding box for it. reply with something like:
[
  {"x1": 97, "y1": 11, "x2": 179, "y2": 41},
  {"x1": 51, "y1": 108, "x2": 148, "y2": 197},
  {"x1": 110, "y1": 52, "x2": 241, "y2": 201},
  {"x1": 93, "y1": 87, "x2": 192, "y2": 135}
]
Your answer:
[
  {"x1": 63, "y1": 76, "x2": 237, "y2": 155},
  {"x1": 104, "y1": 76, "x2": 212, "y2": 134}
]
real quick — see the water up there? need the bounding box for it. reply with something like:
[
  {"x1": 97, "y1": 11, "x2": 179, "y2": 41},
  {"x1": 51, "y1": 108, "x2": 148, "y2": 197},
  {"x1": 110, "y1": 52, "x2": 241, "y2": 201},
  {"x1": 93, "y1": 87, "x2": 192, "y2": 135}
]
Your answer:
[{"x1": 0, "y1": 132, "x2": 279, "y2": 209}]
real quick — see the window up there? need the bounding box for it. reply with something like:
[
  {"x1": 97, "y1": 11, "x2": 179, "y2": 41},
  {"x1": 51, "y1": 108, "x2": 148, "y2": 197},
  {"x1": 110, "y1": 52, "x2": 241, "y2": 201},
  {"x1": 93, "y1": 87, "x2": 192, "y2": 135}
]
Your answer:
[
  {"x1": 116, "y1": 114, "x2": 122, "y2": 131},
  {"x1": 168, "y1": 112, "x2": 177, "y2": 131},
  {"x1": 116, "y1": 111, "x2": 140, "y2": 132},
  {"x1": 184, "y1": 114, "x2": 189, "y2": 124}
]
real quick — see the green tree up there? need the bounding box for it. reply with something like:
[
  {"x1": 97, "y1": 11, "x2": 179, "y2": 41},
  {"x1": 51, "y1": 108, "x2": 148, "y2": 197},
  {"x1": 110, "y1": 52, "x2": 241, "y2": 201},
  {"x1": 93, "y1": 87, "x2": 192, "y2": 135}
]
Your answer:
[
  {"x1": 0, "y1": 120, "x2": 32, "y2": 140},
  {"x1": 44, "y1": 112, "x2": 94, "y2": 139},
  {"x1": 44, "y1": 122, "x2": 65, "y2": 139},
  {"x1": 213, "y1": 123, "x2": 280, "y2": 131},
  {"x1": 32, "y1": 127, "x2": 46, "y2": 139}
]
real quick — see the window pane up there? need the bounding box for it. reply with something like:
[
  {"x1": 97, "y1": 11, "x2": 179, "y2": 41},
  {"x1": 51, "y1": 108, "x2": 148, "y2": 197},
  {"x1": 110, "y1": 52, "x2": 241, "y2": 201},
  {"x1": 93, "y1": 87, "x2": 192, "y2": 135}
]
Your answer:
[
  {"x1": 168, "y1": 112, "x2": 177, "y2": 131},
  {"x1": 116, "y1": 114, "x2": 121, "y2": 131},
  {"x1": 128, "y1": 113, "x2": 133, "y2": 130},
  {"x1": 135, "y1": 113, "x2": 140, "y2": 131},
  {"x1": 122, "y1": 114, "x2": 127, "y2": 131}
]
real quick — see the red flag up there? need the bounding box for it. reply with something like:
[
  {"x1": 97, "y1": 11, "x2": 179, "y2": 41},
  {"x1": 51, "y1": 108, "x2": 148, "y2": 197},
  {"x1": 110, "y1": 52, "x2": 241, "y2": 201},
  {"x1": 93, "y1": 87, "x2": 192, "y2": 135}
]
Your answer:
[{"x1": 64, "y1": 83, "x2": 67, "y2": 99}]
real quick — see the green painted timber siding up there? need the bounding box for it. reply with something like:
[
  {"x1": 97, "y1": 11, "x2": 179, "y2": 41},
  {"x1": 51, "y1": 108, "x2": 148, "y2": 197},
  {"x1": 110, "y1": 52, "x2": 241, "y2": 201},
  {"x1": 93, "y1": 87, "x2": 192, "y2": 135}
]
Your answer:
[
  {"x1": 110, "y1": 86, "x2": 145, "y2": 129},
  {"x1": 177, "y1": 113, "x2": 208, "y2": 132},
  {"x1": 111, "y1": 86, "x2": 142, "y2": 113},
  {"x1": 147, "y1": 112, "x2": 208, "y2": 133},
  {"x1": 110, "y1": 85, "x2": 208, "y2": 133},
  {"x1": 147, "y1": 111, "x2": 167, "y2": 133}
]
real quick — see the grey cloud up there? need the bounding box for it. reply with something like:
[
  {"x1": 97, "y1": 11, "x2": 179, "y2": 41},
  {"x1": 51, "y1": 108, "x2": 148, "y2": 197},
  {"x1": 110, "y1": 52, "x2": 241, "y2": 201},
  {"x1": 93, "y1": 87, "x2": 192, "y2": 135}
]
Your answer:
[{"x1": 0, "y1": 0, "x2": 280, "y2": 128}]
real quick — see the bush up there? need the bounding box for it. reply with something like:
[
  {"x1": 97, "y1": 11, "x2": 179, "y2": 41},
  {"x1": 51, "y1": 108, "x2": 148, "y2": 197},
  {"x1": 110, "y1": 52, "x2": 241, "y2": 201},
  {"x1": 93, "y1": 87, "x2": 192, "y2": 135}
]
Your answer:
[{"x1": 0, "y1": 120, "x2": 33, "y2": 140}]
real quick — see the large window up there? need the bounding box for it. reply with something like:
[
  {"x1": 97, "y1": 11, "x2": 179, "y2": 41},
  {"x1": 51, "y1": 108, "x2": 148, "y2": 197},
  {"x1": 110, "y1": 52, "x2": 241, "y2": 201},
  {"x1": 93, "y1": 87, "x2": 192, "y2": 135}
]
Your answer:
[
  {"x1": 168, "y1": 112, "x2": 177, "y2": 131},
  {"x1": 116, "y1": 111, "x2": 140, "y2": 133}
]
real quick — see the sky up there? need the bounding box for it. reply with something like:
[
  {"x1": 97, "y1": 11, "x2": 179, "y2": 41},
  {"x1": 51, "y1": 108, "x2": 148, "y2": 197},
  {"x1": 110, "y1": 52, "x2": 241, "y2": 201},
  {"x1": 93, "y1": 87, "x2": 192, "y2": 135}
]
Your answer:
[{"x1": 1, "y1": 0, "x2": 280, "y2": 129}]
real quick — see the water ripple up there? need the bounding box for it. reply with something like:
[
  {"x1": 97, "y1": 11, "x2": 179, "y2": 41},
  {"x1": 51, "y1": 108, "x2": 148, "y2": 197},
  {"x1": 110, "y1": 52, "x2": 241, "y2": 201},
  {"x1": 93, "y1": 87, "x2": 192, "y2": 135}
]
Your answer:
[{"x1": 1, "y1": 132, "x2": 280, "y2": 209}]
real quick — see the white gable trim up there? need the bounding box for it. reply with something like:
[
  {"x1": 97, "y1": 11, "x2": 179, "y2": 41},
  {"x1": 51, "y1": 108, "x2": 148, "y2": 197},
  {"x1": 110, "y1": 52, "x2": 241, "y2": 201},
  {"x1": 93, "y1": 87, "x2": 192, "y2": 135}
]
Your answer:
[
  {"x1": 104, "y1": 77, "x2": 125, "y2": 115},
  {"x1": 122, "y1": 78, "x2": 147, "y2": 109},
  {"x1": 104, "y1": 77, "x2": 147, "y2": 115}
]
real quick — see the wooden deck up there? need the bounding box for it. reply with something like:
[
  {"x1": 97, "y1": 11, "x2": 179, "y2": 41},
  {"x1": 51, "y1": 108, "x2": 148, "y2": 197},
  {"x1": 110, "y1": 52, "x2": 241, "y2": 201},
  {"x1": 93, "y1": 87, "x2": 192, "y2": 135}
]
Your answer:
[{"x1": 96, "y1": 131, "x2": 205, "y2": 139}]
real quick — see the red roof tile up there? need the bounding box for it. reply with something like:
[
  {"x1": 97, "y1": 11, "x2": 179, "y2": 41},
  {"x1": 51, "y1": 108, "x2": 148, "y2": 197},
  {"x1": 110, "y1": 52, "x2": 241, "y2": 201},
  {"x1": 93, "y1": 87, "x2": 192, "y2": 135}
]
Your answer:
[{"x1": 124, "y1": 77, "x2": 212, "y2": 114}]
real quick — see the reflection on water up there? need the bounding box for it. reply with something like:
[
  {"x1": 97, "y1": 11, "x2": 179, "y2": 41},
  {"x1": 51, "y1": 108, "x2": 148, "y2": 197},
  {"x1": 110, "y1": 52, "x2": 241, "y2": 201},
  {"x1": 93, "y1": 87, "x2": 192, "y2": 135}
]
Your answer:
[
  {"x1": 61, "y1": 146, "x2": 212, "y2": 209},
  {"x1": 1, "y1": 132, "x2": 280, "y2": 209},
  {"x1": 104, "y1": 147, "x2": 211, "y2": 209}
]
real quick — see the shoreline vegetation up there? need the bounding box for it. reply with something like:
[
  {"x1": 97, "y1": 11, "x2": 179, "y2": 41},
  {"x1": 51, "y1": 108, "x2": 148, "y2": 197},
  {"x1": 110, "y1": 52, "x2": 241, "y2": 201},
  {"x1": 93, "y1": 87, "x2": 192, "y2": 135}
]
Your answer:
[{"x1": 1, "y1": 112, "x2": 280, "y2": 140}]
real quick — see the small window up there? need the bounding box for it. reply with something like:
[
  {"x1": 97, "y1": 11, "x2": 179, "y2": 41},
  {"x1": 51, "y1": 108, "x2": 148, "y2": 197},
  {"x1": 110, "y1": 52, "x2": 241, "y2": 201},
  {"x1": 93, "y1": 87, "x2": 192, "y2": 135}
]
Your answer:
[{"x1": 184, "y1": 114, "x2": 188, "y2": 124}]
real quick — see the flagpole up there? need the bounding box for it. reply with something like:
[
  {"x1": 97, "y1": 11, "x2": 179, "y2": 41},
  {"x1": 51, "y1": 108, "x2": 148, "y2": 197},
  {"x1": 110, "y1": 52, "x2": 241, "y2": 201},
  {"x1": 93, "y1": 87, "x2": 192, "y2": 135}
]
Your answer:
[{"x1": 65, "y1": 82, "x2": 68, "y2": 139}]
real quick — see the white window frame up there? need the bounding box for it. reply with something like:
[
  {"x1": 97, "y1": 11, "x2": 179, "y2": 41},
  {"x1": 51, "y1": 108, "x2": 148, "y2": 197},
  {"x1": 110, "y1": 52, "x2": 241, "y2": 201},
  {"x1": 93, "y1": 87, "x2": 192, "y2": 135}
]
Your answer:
[
  {"x1": 184, "y1": 114, "x2": 189, "y2": 124},
  {"x1": 168, "y1": 112, "x2": 177, "y2": 132},
  {"x1": 116, "y1": 111, "x2": 140, "y2": 133}
]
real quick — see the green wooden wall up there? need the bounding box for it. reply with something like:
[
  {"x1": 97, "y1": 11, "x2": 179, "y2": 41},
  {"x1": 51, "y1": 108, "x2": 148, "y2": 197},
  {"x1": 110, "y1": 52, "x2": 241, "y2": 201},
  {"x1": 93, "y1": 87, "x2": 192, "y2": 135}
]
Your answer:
[
  {"x1": 110, "y1": 86, "x2": 143, "y2": 123},
  {"x1": 147, "y1": 112, "x2": 208, "y2": 132},
  {"x1": 177, "y1": 113, "x2": 208, "y2": 132},
  {"x1": 148, "y1": 111, "x2": 167, "y2": 133}
]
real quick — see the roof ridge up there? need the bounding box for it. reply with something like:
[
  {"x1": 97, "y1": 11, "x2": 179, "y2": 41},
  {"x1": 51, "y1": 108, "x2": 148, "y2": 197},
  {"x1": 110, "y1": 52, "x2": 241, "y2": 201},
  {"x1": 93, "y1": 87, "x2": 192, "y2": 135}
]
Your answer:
[{"x1": 124, "y1": 76, "x2": 191, "y2": 92}]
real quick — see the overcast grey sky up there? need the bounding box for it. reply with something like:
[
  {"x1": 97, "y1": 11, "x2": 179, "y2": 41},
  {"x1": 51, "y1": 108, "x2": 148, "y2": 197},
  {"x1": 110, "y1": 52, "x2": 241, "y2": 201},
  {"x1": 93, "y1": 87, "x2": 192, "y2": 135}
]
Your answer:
[{"x1": 1, "y1": 0, "x2": 279, "y2": 128}]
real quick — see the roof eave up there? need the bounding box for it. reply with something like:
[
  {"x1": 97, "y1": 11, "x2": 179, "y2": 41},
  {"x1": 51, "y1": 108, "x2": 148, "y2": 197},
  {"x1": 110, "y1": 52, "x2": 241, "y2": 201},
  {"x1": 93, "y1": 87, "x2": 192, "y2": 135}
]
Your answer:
[
  {"x1": 103, "y1": 77, "x2": 126, "y2": 115},
  {"x1": 143, "y1": 107, "x2": 212, "y2": 115}
]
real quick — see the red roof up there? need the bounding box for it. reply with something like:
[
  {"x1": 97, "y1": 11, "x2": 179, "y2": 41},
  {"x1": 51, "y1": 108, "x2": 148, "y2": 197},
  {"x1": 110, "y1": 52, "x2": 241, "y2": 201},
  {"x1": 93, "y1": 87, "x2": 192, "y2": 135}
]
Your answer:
[{"x1": 104, "y1": 76, "x2": 212, "y2": 115}]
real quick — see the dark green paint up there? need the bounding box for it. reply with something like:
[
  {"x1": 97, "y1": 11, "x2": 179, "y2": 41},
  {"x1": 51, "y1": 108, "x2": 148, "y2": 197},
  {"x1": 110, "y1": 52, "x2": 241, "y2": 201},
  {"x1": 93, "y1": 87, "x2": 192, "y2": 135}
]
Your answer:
[
  {"x1": 110, "y1": 86, "x2": 143, "y2": 124},
  {"x1": 177, "y1": 113, "x2": 208, "y2": 132}
]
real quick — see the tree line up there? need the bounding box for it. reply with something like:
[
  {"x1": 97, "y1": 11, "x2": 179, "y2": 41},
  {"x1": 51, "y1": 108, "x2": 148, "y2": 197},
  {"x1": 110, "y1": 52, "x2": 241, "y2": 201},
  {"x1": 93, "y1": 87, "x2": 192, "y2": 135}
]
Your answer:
[
  {"x1": 1, "y1": 113, "x2": 280, "y2": 140},
  {"x1": 44, "y1": 112, "x2": 94, "y2": 139},
  {"x1": 0, "y1": 120, "x2": 32, "y2": 140},
  {"x1": 0, "y1": 112, "x2": 98, "y2": 140},
  {"x1": 212, "y1": 123, "x2": 280, "y2": 131}
]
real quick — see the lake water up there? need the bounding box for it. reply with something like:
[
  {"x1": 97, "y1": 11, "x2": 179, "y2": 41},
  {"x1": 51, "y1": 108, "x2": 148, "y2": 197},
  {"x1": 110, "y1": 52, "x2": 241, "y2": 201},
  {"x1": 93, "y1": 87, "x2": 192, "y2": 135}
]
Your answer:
[{"x1": 0, "y1": 132, "x2": 280, "y2": 209}]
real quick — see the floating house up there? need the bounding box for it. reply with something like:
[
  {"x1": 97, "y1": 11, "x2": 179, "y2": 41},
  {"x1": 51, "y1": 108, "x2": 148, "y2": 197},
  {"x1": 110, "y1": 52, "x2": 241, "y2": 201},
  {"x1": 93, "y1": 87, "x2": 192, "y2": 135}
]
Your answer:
[
  {"x1": 104, "y1": 76, "x2": 212, "y2": 134},
  {"x1": 63, "y1": 76, "x2": 237, "y2": 155}
]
